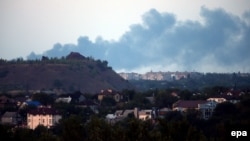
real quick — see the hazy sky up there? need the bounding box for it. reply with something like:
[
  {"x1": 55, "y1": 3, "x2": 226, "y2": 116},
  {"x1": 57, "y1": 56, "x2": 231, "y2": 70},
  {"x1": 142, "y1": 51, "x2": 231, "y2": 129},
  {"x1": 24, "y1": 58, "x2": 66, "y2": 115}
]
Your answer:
[{"x1": 1, "y1": 0, "x2": 250, "y2": 73}]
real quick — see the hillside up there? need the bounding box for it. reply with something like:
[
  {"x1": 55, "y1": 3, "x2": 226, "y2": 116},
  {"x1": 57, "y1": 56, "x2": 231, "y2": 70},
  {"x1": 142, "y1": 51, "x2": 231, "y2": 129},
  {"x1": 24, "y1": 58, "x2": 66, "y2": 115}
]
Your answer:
[{"x1": 0, "y1": 52, "x2": 134, "y2": 94}]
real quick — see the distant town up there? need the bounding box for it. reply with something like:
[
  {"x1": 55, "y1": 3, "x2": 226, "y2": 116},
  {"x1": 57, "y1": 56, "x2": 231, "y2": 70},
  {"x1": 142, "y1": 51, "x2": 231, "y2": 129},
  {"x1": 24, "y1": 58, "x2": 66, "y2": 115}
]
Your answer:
[
  {"x1": 0, "y1": 53, "x2": 249, "y2": 140},
  {"x1": 119, "y1": 71, "x2": 250, "y2": 81}
]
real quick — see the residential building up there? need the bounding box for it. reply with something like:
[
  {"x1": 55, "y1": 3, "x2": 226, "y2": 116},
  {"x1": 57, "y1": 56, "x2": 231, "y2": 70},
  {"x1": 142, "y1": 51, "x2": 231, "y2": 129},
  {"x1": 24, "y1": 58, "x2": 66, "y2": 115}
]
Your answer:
[
  {"x1": 198, "y1": 101, "x2": 218, "y2": 120},
  {"x1": 207, "y1": 97, "x2": 227, "y2": 103},
  {"x1": 115, "y1": 109, "x2": 134, "y2": 118},
  {"x1": 55, "y1": 96, "x2": 72, "y2": 103},
  {"x1": 157, "y1": 107, "x2": 171, "y2": 118},
  {"x1": 98, "y1": 89, "x2": 123, "y2": 103},
  {"x1": 134, "y1": 107, "x2": 152, "y2": 120},
  {"x1": 172, "y1": 100, "x2": 218, "y2": 120},
  {"x1": 1, "y1": 111, "x2": 21, "y2": 125},
  {"x1": 27, "y1": 107, "x2": 62, "y2": 129},
  {"x1": 172, "y1": 100, "x2": 207, "y2": 112},
  {"x1": 76, "y1": 100, "x2": 99, "y2": 114},
  {"x1": 106, "y1": 107, "x2": 171, "y2": 124},
  {"x1": 20, "y1": 101, "x2": 41, "y2": 109}
]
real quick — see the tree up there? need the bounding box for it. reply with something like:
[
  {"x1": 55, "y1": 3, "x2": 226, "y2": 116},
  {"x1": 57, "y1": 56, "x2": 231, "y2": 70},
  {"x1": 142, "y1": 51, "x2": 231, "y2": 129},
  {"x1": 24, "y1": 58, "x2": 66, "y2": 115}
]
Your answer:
[
  {"x1": 86, "y1": 116, "x2": 115, "y2": 141},
  {"x1": 101, "y1": 97, "x2": 116, "y2": 107},
  {"x1": 186, "y1": 126, "x2": 207, "y2": 141},
  {"x1": 164, "y1": 111, "x2": 183, "y2": 122},
  {"x1": 179, "y1": 89, "x2": 192, "y2": 100},
  {"x1": 32, "y1": 93, "x2": 54, "y2": 106},
  {"x1": 155, "y1": 90, "x2": 178, "y2": 108},
  {"x1": 0, "y1": 124, "x2": 13, "y2": 140},
  {"x1": 12, "y1": 127, "x2": 35, "y2": 141},
  {"x1": 34, "y1": 125, "x2": 57, "y2": 141},
  {"x1": 60, "y1": 115, "x2": 85, "y2": 141},
  {"x1": 213, "y1": 102, "x2": 237, "y2": 120}
]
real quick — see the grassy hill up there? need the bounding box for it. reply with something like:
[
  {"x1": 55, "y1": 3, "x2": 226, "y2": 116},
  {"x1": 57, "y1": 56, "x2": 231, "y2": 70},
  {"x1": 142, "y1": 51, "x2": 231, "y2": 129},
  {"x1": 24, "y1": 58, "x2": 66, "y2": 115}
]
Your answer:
[{"x1": 0, "y1": 52, "x2": 133, "y2": 94}]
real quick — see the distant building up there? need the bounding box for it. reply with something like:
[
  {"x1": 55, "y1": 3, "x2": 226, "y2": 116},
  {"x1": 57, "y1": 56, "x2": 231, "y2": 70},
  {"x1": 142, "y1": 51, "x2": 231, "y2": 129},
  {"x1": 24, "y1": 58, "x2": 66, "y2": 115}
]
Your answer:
[
  {"x1": 134, "y1": 107, "x2": 171, "y2": 120},
  {"x1": 20, "y1": 101, "x2": 41, "y2": 109},
  {"x1": 157, "y1": 107, "x2": 171, "y2": 118},
  {"x1": 98, "y1": 89, "x2": 124, "y2": 103},
  {"x1": 76, "y1": 100, "x2": 99, "y2": 114},
  {"x1": 1, "y1": 111, "x2": 21, "y2": 125},
  {"x1": 55, "y1": 96, "x2": 72, "y2": 103},
  {"x1": 134, "y1": 108, "x2": 152, "y2": 120},
  {"x1": 173, "y1": 100, "x2": 218, "y2": 120},
  {"x1": 207, "y1": 89, "x2": 243, "y2": 104},
  {"x1": 207, "y1": 97, "x2": 227, "y2": 103},
  {"x1": 114, "y1": 109, "x2": 134, "y2": 118},
  {"x1": 27, "y1": 107, "x2": 62, "y2": 129},
  {"x1": 198, "y1": 101, "x2": 218, "y2": 120},
  {"x1": 172, "y1": 100, "x2": 207, "y2": 112}
]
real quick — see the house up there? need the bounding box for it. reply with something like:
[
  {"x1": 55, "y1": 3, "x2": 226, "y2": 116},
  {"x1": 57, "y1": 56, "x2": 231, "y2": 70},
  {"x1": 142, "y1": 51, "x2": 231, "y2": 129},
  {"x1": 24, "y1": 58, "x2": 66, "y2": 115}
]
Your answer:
[
  {"x1": 134, "y1": 107, "x2": 152, "y2": 120},
  {"x1": 105, "y1": 114, "x2": 118, "y2": 124},
  {"x1": 157, "y1": 107, "x2": 171, "y2": 118},
  {"x1": 76, "y1": 100, "x2": 99, "y2": 114},
  {"x1": 55, "y1": 96, "x2": 72, "y2": 103},
  {"x1": 27, "y1": 107, "x2": 62, "y2": 129},
  {"x1": 98, "y1": 89, "x2": 123, "y2": 103},
  {"x1": 221, "y1": 89, "x2": 243, "y2": 103},
  {"x1": 172, "y1": 100, "x2": 207, "y2": 112},
  {"x1": 173, "y1": 100, "x2": 218, "y2": 120},
  {"x1": 106, "y1": 107, "x2": 171, "y2": 123},
  {"x1": 20, "y1": 101, "x2": 41, "y2": 109},
  {"x1": 105, "y1": 109, "x2": 134, "y2": 124},
  {"x1": 70, "y1": 92, "x2": 86, "y2": 103},
  {"x1": 1, "y1": 111, "x2": 21, "y2": 125},
  {"x1": 198, "y1": 101, "x2": 218, "y2": 120},
  {"x1": 115, "y1": 109, "x2": 134, "y2": 118},
  {"x1": 207, "y1": 97, "x2": 227, "y2": 103},
  {"x1": 207, "y1": 89, "x2": 242, "y2": 104}
]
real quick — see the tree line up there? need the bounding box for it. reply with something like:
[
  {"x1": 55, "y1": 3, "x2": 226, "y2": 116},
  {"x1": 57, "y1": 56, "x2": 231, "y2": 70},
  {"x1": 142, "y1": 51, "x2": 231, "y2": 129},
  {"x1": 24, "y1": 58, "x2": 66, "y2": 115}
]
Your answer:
[{"x1": 0, "y1": 91, "x2": 249, "y2": 141}]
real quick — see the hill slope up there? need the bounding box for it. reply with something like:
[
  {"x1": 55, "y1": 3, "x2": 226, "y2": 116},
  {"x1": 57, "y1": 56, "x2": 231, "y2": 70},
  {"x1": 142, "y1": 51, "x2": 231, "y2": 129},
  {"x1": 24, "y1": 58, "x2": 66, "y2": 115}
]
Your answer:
[{"x1": 0, "y1": 52, "x2": 133, "y2": 94}]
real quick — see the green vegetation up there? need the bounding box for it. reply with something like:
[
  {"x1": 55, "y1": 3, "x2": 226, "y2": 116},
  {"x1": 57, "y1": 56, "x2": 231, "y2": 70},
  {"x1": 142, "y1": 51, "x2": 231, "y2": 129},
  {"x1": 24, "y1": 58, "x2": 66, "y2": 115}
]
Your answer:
[
  {"x1": 0, "y1": 88, "x2": 249, "y2": 141},
  {"x1": 1, "y1": 97, "x2": 249, "y2": 141},
  {"x1": 0, "y1": 52, "x2": 133, "y2": 93}
]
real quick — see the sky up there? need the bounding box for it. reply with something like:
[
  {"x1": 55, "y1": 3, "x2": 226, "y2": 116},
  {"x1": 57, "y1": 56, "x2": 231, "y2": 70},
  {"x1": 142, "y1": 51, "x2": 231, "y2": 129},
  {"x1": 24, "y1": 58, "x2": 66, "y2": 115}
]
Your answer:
[{"x1": 1, "y1": 0, "x2": 250, "y2": 73}]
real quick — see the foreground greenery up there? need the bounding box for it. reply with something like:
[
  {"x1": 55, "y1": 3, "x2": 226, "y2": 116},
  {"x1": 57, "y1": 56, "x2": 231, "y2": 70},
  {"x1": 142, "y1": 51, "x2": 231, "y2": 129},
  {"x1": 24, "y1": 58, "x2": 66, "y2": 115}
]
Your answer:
[{"x1": 1, "y1": 96, "x2": 249, "y2": 141}]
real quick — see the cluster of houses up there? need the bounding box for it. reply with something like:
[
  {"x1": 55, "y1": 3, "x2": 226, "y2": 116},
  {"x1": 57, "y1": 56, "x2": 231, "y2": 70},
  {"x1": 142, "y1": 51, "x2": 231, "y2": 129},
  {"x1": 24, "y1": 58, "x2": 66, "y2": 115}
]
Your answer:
[
  {"x1": 105, "y1": 89, "x2": 243, "y2": 123},
  {"x1": 119, "y1": 71, "x2": 192, "y2": 81},
  {"x1": 0, "y1": 91, "x2": 98, "y2": 130},
  {"x1": 0, "y1": 88, "x2": 244, "y2": 129}
]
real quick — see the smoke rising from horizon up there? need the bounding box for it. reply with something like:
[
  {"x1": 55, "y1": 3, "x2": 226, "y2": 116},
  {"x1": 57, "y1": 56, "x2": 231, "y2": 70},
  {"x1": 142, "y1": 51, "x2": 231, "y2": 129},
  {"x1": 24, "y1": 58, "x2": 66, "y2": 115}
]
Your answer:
[{"x1": 27, "y1": 7, "x2": 250, "y2": 73}]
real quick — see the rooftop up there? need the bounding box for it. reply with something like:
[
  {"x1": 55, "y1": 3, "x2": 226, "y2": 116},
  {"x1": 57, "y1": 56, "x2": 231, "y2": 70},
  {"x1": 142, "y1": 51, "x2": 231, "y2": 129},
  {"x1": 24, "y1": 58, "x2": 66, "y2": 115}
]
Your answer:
[{"x1": 28, "y1": 107, "x2": 60, "y2": 115}]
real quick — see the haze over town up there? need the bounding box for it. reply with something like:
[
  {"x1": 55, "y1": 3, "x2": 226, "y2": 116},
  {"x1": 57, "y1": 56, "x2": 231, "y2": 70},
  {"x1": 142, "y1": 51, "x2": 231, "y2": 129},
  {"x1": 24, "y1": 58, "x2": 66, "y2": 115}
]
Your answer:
[{"x1": 1, "y1": 0, "x2": 250, "y2": 73}]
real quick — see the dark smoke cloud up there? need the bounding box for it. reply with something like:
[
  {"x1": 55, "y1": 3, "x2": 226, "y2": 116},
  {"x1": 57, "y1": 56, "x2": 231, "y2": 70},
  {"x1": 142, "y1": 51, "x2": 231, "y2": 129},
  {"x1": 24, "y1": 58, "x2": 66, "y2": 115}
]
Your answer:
[{"x1": 27, "y1": 7, "x2": 250, "y2": 73}]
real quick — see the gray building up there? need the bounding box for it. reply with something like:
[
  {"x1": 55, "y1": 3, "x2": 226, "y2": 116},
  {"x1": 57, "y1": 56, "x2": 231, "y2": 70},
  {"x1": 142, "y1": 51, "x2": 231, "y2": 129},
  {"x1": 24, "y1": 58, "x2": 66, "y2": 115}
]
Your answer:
[{"x1": 1, "y1": 111, "x2": 20, "y2": 125}]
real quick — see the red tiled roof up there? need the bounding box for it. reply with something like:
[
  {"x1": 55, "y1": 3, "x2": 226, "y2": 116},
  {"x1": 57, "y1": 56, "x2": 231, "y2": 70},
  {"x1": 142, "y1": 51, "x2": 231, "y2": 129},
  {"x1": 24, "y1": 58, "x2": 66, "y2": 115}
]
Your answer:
[
  {"x1": 28, "y1": 107, "x2": 60, "y2": 115},
  {"x1": 173, "y1": 100, "x2": 207, "y2": 109}
]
